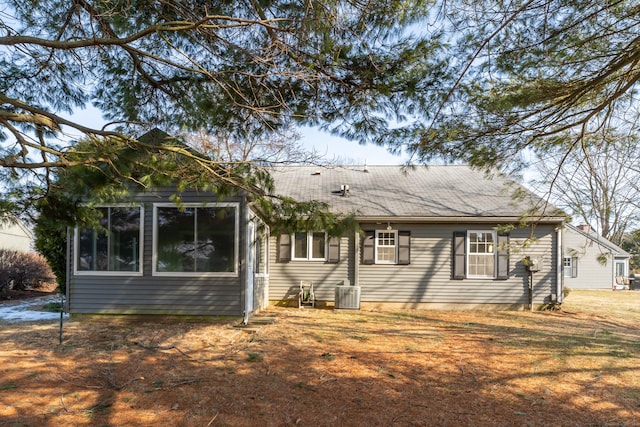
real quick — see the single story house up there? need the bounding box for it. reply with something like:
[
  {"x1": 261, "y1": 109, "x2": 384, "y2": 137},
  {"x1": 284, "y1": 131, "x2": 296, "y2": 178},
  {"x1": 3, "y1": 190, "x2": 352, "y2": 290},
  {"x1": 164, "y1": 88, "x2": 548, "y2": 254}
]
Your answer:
[
  {"x1": 66, "y1": 164, "x2": 566, "y2": 317},
  {"x1": 0, "y1": 215, "x2": 33, "y2": 252},
  {"x1": 562, "y1": 223, "x2": 630, "y2": 290}
]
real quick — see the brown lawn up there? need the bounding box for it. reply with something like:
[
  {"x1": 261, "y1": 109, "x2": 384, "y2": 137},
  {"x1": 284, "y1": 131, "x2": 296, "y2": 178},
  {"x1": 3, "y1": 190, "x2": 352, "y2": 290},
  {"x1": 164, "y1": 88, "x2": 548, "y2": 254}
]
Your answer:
[{"x1": 1, "y1": 290, "x2": 639, "y2": 426}]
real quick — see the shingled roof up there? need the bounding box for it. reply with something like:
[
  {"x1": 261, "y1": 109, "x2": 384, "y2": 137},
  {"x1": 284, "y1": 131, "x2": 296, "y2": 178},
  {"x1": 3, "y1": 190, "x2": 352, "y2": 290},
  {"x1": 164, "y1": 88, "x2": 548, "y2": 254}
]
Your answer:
[{"x1": 270, "y1": 165, "x2": 560, "y2": 222}]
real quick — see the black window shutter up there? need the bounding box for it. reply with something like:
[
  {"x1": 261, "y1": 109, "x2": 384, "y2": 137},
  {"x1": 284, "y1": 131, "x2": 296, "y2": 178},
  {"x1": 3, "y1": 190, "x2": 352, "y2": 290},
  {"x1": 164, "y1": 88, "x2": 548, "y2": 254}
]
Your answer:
[
  {"x1": 397, "y1": 230, "x2": 411, "y2": 265},
  {"x1": 572, "y1": 257, "x2": 578, "y2": 278},
  {"x1": 453, "y1": 231, "x2": 466, "y2": 280},
  {"x1": 496, "y1": 232, "x2": 510, "y2": 280},
  {"x1": 327, "y1": 236, "x2": 340, "y2": 263},
  {"x1": 276, "y1": 234, "x2": 291, "y2": 263},
  {"x1": 362, "y1": 230, "x2": 375, "y2": 265}
]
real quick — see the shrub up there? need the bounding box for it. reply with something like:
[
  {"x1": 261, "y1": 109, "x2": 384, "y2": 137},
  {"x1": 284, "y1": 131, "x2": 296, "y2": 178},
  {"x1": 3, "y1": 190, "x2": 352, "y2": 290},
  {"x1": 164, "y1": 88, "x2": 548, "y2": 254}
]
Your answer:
[
  {"x1": 0, "y1": 249, "x2": 56, "y2": 292},
  {"x1": 33, "y1": 215, "x2": 68, "y2": 295}
]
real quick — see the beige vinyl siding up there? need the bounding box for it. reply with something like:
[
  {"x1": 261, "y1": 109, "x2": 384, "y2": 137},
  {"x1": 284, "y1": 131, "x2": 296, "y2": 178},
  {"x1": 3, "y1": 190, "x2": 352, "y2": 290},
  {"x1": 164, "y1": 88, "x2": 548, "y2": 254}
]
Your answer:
[
  {"x1": 268, "y1": 223, "x2": 558, "y2": 306},
  {"x1": 68, "y1": 188, "x2": 245, "y2": 316},
  {"x1": 268, "y1": 235, "x2": 353, "y2": 301},
  {"x1": 357, "y1": 223, "x2": 557, "y2": 305}
]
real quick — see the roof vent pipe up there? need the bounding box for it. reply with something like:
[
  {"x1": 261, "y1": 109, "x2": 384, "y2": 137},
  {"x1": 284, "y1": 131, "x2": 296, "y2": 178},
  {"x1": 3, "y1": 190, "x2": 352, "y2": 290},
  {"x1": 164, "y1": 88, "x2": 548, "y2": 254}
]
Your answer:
[{"x1": 340, "y1": 184, "x2": 350, "y2": 197}]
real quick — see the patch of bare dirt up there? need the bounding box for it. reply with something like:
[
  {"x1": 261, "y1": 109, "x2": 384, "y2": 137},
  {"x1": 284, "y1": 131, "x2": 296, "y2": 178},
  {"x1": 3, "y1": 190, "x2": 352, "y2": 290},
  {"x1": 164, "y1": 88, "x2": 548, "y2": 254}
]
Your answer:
[
  {"x1": 0, "y1": 282, "x2": 58, "y2": 303},
  {"x1": 1, "y1": 291, "x2": 639, "y2": 426}
]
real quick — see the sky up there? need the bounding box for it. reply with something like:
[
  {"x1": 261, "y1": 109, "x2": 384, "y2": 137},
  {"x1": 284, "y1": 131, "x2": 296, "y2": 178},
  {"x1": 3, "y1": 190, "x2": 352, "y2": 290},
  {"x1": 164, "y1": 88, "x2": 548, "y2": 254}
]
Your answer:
[
  {"x1": 299, "y1": 127, "x2": 410, "y2": 165},
  {"x1": 65, "y1": 105, "x2": 410, "y2": 166}
]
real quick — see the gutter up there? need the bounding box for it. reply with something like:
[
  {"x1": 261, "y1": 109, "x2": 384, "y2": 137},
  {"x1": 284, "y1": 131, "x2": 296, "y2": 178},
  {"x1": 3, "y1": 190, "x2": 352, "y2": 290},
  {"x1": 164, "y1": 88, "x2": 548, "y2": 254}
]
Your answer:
[{"x1": 355, "y1": 216, "x2": 566, "y2": 224}]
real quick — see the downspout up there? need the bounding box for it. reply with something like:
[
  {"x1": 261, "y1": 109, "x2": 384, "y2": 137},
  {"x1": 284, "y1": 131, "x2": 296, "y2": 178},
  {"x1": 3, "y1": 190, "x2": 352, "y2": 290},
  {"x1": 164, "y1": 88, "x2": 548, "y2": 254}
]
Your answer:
[
  {"x1": 529, "y1": 270, "x2": 534, "y2": 312},
  {"x1": 353, "y1": 228, "x2": 360, "y2": 287},
  {"x1": 242, "y1": 200, "x2": 251, "y2": 325},
  {"x1": 65, "y1": 226, "x2": 71, "y2": 313},
  {"x1": 557, "y1": 226, "x2": 563, "y2": 304}
]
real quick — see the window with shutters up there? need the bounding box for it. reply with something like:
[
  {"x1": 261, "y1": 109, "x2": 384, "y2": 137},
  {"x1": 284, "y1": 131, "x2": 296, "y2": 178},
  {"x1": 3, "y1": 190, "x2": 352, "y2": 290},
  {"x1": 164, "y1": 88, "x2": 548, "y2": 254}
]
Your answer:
[
  {"x1": 292, "y1": 231, "x2": 327, "y2": 261},
  {"x1": 452, "y1": 230, "x2": 509, "y2": 280},
  {"x1": 277, "y1": 233, "x2": 339, "y2": 263},
  {"x1": 376, "y1": 230, "x2": 397, "y2": 264},
  {"x1": 468, "y1": 231, "x2": 495, "y2": 278},
  {"x1": 362, "y1": 229, "x2": 410, "y2": 265}
]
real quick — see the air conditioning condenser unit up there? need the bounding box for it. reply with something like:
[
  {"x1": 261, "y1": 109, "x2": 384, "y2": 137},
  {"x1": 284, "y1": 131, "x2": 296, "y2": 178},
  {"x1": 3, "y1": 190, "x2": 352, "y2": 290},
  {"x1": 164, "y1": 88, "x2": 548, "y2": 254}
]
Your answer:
[{"x1": 335, "y1": 286, "x2": 361, "y2": 310}]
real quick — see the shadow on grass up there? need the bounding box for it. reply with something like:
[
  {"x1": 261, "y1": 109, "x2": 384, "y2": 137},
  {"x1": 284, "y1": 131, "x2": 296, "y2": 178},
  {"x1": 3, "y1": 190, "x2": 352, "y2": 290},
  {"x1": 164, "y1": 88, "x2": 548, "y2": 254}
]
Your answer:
[{"x1": 0, "y1": 301, "x2": 639, "y2": 426}]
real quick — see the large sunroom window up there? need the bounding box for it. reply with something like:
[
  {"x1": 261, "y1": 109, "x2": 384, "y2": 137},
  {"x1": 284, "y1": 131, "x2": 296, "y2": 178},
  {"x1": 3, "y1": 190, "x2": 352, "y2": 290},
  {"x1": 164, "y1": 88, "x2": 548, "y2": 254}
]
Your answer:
[
  {"x1": 76, "y1": 206, "x2": 143, "y2": 274},
  {"x1": 153, "y1": 203, "x2": 238, "y2": 275}
]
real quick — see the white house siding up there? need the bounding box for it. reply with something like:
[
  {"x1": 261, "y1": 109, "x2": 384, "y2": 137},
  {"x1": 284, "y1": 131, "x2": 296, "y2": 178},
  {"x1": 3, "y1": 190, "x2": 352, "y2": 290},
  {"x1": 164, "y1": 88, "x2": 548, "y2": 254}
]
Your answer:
[
  {"x1": 0, "y1": 220, "x2": 32, "y2": 252},
  {"x1": 563, "y1": 228, "x2": 619, "y2": 289},
  {"x1": 269, "y1": 223, "x2": 558, "y2": 307},
  {"x1": 268, "y1": 235, "x2": 353, "y2": 303},
  {"x1": 68, "y1": 188, "x2": 245, "y2": 316}
]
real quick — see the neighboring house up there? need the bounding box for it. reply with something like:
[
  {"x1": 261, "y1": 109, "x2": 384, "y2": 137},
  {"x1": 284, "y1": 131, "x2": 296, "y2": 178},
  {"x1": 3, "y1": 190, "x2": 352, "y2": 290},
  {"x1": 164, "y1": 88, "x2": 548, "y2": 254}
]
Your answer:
[
  {"x1": 563, "y1": 223, "x2": 631, "y2": 290},
  {"x1": 66, "y1": 163, "x2": 567, "y2": 317},
  {"x1": 0, "y1": 215, "x2": 32, "y2": 252}
]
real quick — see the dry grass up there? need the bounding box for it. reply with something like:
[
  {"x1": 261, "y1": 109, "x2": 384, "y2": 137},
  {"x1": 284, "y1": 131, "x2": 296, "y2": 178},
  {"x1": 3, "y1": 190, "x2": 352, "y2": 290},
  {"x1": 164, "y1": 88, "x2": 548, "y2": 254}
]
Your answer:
[{"x1": 1, "y1": 290, "x2": 639, "y2": 426}]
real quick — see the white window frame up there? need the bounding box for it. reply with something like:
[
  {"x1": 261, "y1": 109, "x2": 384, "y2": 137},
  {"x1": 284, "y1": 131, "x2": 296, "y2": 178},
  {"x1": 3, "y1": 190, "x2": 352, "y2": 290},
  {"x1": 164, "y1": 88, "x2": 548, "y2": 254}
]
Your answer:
[
  {"x1": 375, "y1": 230, "x2": 398, "y2": 265},
  {"x1": 254, "y1": 223, "x2": 269, "y2": 277},
  {"x1": 152, "y1": 202, "x2": 239, "y2": 277},
  {"x1": 74, "y1": 204, "x2": 144, "y2": 276},
  {"x1": 615, "y1": 259, "x2": 627, "y2": 278},
  {"x1": 467, "y1": 230, "x2": 496, "y2": 279},
  {"x1": 563, "y1": 257, "x2": 575, "y2": 278},
  {"x1": 291, "y1": 231, "x2": 327, "y2": 261}
]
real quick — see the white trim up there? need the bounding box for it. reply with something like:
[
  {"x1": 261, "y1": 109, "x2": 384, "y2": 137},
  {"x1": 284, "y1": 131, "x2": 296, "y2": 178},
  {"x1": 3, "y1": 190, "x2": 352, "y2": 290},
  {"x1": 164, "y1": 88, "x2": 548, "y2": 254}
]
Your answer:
[
  {"x1": 374, "y1": 229, "x2": 397, "y2": 265},
  {"x1": 73, "y1": 204, "x2": 144, "y2": 277},
  {"x1": 466, "y1": 230, "x2": 497, "y2": 279},
  {"x1": 254, "y1": 220, "x2": 270, "y2": 277},
  {"x1": 152, "y1": 202, "x2": 239, "y2": 277},
  {"x1": 291, "y1": 231, "x2": 327, "y2": 261},
  {"x1": 562, "y1": 256, "x2": 576, "y2": 278},
  {"x1": 615, "y1": 259, "x2": 627, "y2": 277}
]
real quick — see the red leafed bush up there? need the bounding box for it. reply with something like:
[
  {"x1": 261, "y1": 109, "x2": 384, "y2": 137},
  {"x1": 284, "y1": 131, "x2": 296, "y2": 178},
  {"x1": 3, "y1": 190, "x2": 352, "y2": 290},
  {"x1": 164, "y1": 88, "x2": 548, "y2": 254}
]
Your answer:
[{"x1": 0, "y1": 249, "x2": 56, "y2": 292}]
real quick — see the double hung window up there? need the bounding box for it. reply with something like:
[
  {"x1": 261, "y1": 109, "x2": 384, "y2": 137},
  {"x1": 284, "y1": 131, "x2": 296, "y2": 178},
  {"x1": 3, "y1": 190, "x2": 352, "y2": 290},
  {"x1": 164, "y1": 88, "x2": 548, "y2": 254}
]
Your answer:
[
  {"x1": 375, "y1": 230, "x2": 397, "y2": 264},
  {"x1": 453, "y1": 230, "x2": 509, "y2": 280},
  {"x1": 361, "y1": 229, "x2": 410, "y2": 265},
  {"x1": 467, "y1": 231, "x2": 495, "y2": 278}
]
